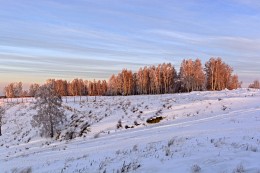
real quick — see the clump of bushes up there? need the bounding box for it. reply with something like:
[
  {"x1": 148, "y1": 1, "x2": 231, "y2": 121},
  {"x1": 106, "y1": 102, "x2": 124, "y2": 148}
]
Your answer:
[
  {"x1": 233, "y1": 163, "x2": 245, "y2": 173},
  {"x1": 117, "y1": 119, "x2": 122, "y2": 129},
  {"x1": 191, "y1": 164, "x2": 201, "y2": 173},
  {"x1": 146, "y1": 116, "x2": 163, "y2": 124}
]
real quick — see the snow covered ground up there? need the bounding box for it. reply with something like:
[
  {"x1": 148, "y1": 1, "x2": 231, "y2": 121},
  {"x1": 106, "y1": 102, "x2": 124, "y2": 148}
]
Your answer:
[{"x1": 1, "y1": 89, "x2": 260, "y2": 173}]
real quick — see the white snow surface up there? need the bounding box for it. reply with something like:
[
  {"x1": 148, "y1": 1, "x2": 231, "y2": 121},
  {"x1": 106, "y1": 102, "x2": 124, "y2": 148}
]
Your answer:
[{"x1": 1, "y1": 88, "x2": 260, "y2": 173}]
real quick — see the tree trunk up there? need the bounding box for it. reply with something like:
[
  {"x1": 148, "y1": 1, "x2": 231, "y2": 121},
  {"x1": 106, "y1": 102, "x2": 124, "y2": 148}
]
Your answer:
[{"x1": 50, "y1": 114, "x2": 54, "y2": 138}]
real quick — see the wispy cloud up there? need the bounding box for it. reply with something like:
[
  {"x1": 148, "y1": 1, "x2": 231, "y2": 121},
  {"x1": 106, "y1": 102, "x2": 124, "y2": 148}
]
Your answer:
[
  {"x1": 233, "y1": 0, "x2": 260, "y2": 8},
  {"x1": 0, "y1": 0, "x2": 259, "y2": 89},
  {"x1": 145, "y1": 29, "x2": 260, "y2": 56}
]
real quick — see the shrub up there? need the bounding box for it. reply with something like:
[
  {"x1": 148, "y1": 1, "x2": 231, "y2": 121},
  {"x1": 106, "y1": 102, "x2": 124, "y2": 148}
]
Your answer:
[
  {"x1": 117, "y1": 119, "x2": 122, "y2": 129},
  {"x1": 12, "y1": 167, "x2": 32, "y2": 173},
  {"x1": 94, "y1": 132, "x2": 101, "y2": 139},
  {"x1": 165, "y1": 147, "x2": 171, "y2": 156},
  {"x1": 168, "y1": 138, "x2": 175, "y2": 147},
  {"x1": 233, "y1": 163, "x2": 245, "y2": 173},
  {"x1": 146, "y1": 116, "x2": 163, "y2": 124},
  {"x1": 117, "y1": 161, "x2": 141, "y2": 173},
  {"x1": 191, "y1": 164, "x2": 201, "y2": 173}
]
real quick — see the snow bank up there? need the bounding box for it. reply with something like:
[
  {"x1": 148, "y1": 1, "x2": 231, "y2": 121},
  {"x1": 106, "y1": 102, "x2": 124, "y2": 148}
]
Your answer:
[{"x1": 1, "y1": 88, "x2": 260, "y2": 172}]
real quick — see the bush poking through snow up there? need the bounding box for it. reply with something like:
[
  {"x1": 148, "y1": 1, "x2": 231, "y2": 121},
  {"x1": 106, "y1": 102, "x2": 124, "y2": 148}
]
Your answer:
[
  {"x1": 168, "y1": 138, "x2": 175, "y2": 147},
  {"x1": 165, "y1": 147, "x2": 171, "y2": 156},
  {"x1": 146, "y1": 116, "x2": 163, "y2": 124},
  {"x1": 79, "y1": 122, "x2": 90, "y2": 137},
  {"x1": 132, "y1": 144, "x2": 138, "y2": 152},
  {"x1": 191, "y1": 164, "x2": 201, "y2": 173},
  {"x1": 11, "y1": 167, "x2": 32, "y2": 173},
  {"x1": 125, "y1": 125, "x2": 134, "y2": 129},
  {"x1": 233, "y1": 163, "x2": 245, "y2": 173},
  {"x1": 94, "y1": 132, "x2": 101, "y2": 138},
  {"x1": 134, "y1": 120, "x2": 140, "y2": 126},
  {"x1": 250, "y1": 145, "x2": 258, "y2": 152},
  {"x1": 155, "y1": 109, "x2": 162, "y2": 116},
  {"x1": 117, "y1": 119, "x2": 122, "y2": 129},
  {"x1": 117, "y1": 161, "x2": 141, "y2": 173}
]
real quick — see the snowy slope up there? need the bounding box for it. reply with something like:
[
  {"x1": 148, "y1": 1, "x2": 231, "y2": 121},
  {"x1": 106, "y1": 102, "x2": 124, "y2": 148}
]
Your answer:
[{"x1": 1, "y1": 89, "x2": 260, "y2": 173}]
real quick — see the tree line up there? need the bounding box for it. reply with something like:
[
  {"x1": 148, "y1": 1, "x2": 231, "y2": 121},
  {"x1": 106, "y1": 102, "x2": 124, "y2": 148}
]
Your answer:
[{"x1": 3, "y1": 58, "x2": 243, "y2": 98}]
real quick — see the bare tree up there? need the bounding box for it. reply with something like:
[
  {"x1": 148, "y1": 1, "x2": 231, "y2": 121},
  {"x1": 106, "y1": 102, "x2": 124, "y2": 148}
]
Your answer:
[
  {"x1": 32, "y1": 84, "x2": 65, "y2": 138},
  {"x1": 148, "y1": 66, "x2": 156, "y2": 94},
  {"x1": 193, "y1": 59, "x2": 206, "y2": 91},
  {"x1": 4, "y1": 83, "x2": 15, "y2": 99},
  {"x1": 29, "y1": 83, "x2": 40, "y2": 97},
  {"x1": 228, "y1": 75, "x2": 241, "y2": 89},
  {"x1": 249, "y1": 80, "x2": 260, "y2": 89},
  {"x1": 180, "y1": 59, "x2": 205, "y2": 92},
  {"x1": 101, "y1": 80, "x2": 108, "y2": 95},
  {"x1": 4, "y1": 82, "x2": 23, "y2": 102},
  {"x1": 0, "y1": 105, "x2": 5, "y2": 136},
  {"x1": 122, "y1": 69, "x2": 133, "y2": 95},
  {"x1": 107, "y1": 74, "x2": 117, "y2": 95},
  {"x1": 14, "y1": 82, "x2": 23, "y2": 98}
]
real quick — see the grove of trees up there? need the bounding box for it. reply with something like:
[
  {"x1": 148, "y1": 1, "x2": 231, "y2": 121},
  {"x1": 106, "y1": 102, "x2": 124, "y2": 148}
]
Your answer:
[
  {"x1": 205, "y1": 58, "x2": 240, "y2": 91},
  {"x1": 4, "y1": 82, "x2": 23, "y2": 98},
  {"x1": 3, "y1": 58, "x2": 242, "y2": 98},
  {"x1": 179, "y1": 59, "x2": 205, "y2": 92}
]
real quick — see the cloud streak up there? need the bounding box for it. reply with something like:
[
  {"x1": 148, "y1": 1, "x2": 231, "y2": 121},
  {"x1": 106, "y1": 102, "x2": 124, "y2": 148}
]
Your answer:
[{"x1": 0, "y1": 0, "x2": 259, "y2": 91}]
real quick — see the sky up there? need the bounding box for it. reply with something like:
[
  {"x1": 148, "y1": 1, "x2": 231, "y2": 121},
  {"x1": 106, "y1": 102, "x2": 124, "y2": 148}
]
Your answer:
[{"x1": 1, "y1": 0, "x2": 260, "y2": 93}]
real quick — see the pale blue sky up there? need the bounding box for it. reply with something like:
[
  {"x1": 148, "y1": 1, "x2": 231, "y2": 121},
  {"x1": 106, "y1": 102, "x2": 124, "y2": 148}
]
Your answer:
[{"x1": 1, "y1": 0, "x2": 260, "y2": 91}]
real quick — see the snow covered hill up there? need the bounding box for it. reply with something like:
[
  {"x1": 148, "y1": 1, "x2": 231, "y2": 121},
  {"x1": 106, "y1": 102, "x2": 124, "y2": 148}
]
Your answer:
[{"x1": 1, "y1": 89, "x2": 260, "y2": 173}]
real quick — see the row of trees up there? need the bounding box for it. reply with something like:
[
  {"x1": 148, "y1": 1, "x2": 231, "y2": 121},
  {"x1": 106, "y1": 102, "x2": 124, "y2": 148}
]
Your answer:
[
  {"x1": 4, "y1": 82, "x2": 23, "y2": 98},
  {"x1": 3, "y1": 58, "x2": 242, "y2": 98},
  {"x1": 107, "y1": 63, "x2": 177, "y2": 95},
  {"x1": 3, "y1": 79, "x2": 108, "y2": 98},
  {"x1": 107, "y1": 58, "x2": 241, "y2": 95}
]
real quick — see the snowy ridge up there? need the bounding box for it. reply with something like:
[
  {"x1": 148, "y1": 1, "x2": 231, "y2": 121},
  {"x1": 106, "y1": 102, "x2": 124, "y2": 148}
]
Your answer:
[{"x1": 0, "y1": 88, "x2": 260, "y2": 173}]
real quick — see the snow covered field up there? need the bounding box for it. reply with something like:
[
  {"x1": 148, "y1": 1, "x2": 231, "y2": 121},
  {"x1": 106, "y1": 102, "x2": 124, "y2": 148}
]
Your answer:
[{"x1": 1, "y1": 89, "x2": 260, "y2": 173}]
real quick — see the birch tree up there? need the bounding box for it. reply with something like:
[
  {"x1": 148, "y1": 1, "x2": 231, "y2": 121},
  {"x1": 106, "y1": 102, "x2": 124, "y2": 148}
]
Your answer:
[
  {"x1": 29, "y1": 83, "x2": 40, "y2": 97},
  {"x1": 32, "y1": 84, "x2": 65, "y2": 138},
  {"x1": 228, "y1": 75, "x2": 241, "y2": 89}
]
